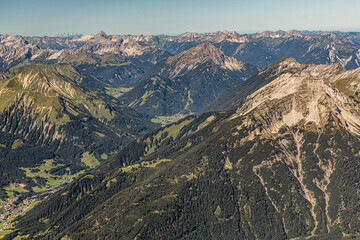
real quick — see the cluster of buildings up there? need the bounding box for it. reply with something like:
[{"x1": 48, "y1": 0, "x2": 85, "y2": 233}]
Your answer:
[
  {"x1": 0, "y1": 169, "x2": 83, "y2": 231},
  {"x1": 0, "y1": 187, "x2": 60, "y2": 231},
  {"x1": 162, "y1": 114, "x2": 189, "y2": 125},
  {"x1": 0, "y1": 184, "x2": 65, "y2": 231}
]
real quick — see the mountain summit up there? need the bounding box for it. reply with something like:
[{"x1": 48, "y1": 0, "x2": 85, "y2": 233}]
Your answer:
[
  {"x1": 120, "y1": 43, "x2": 260, "y2": 116},
  {"x1": 231, "y1": 60, "x2": 356, "y2": 134},
  {"x1": 95, "y1": 30, "x2": 107, "y2": 38},
  {"x1": 163, "y1": 42, "x2": 251, "y2": 78},
  {"x1": 203, "y1": 57, "x2": 346, "y2": 112}
]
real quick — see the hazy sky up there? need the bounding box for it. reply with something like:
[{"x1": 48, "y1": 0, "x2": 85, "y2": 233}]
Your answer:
[{"x1": 1, "y1": 0, "x2": 359, "y2": 36}]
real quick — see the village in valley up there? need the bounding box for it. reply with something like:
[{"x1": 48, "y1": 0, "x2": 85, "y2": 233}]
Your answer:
[
  {"x1": 0, "y1": 173, "x2": 82, "y2": 234},
  {"x1": 151, "y1": 113, "x2": 189, "y2": 125}
]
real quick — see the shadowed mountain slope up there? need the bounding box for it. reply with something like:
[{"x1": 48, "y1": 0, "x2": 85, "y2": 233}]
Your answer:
[{"x1": 120, "y1": 43, "x2": 260, "y2": 116}]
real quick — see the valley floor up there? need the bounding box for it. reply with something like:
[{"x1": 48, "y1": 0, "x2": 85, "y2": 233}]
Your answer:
[{"x1": 0, "y1": 172, "x2": 83, "y2": 237}]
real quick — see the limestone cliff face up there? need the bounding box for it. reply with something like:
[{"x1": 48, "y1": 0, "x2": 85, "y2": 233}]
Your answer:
[
  {"x1": 231, "y1": 58, "x2": 359, "y2": 136},
  {"x1": 222, "y1": 58, "x2": 360, "y2": 235},
  {"x1": 202, "y1": 56, "x2": 346, "y2": 113}
]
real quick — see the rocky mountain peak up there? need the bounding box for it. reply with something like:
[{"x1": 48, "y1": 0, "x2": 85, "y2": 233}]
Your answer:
[
  {"x1": 179, "y1": 32, "x2": 198, "y2": 37},
  {"x1": 259, "y1": 57, "x2": 346, "y2": 80},
  {"x1": 215, "y1": 30, "x2": 239, "y2": 36},
  {"x1": 257, "y1": 57, "x2": 303, "y2": 79},
  {"x1": 96, "y1": 30, "x2": 108, "y2": 38},
  {"x1": 166, "y1": 43, "x2": 253, "y2": 75},
  {"x1": 284, "y1": 29, "x2": 302, "y2": 38},
  {"x1": 231, "y1": 61, "x2": 359, "y2": 137},
  {"x1": 271, "y1": 56, "x2": 301, "y2": 68},
  {"x1": 191, "y1": 42, "x2": 223, "y2": 57},
  {"x1": 254, "y1": 31, "x2": 283, "y2": 38}
]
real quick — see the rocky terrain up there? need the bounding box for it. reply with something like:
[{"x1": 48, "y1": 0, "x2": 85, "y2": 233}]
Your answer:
[
  {"x1": 141, "y1": 30, "x2": 360, "y2": 70},
  {"x1": 202, "y1": 56, "x2": 346, "y2": 112},
  {"x1": 6, "y1": 59, "x2": 360, "y2": 239},
  {"x1": 119, "y1": 43, "x2": 259, "y2": 116},
  {"x1": 0, "y1": 32, "x2": 172, "y2": 92}
]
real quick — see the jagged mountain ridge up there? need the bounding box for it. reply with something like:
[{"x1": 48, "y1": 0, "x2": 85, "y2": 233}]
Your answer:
[
  {"x1": 138, "y1": 30, "x2": 360, "y2": 70},
  {"x1": 119, "y1": 43, "x2": 260, "y2": 116},
  {"x1": 230, "y1": 59, "x2": 358, "y2": 135},
  {"x1": 7, "y1": 59, "x2": 360, "y2": 239},
  {"x1": 202, "y1": 56, "x2": 347, "y2": 112},
  {"x1": 0, "y1": 32, "x2": 171, "y2": 68},
  {"x1": 0, "y1": 32, "x2": 172, "y2": 91},
  {"x1": 3, "y1": 29, "x2": 360, "y2": 75}
]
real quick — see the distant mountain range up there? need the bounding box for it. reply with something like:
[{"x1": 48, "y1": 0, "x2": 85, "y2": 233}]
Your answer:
[
  {"x1": 137, "y1": 30, "x2": 360, "y2": 69},
  {"x1": 0, "y1": 32, "x2": 172, "y2": 91},
  {"x1": 3, "y1": 29, "x2": 360, "y2": 71},
  {"x1": 2, "y1": 30, "x2": 360, "y2": 99}
]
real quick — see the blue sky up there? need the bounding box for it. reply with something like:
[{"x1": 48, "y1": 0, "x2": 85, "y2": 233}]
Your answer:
[{"x1": 0, "y1": 0, "x2": 359, "y2": 36}]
